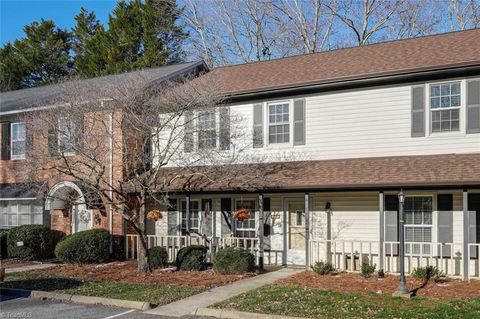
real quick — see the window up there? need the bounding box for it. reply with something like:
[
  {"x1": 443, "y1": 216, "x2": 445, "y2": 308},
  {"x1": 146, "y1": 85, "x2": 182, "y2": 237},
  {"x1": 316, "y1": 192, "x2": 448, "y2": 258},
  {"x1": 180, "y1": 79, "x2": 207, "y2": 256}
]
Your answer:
[
  {"x1": 198, "y1": 111, "x2": 216, "y2": 149},
  {"x1": 268, "y1": 103, "x2": 289, "y2": 144},
  {"x1": 11, "y1": 122, "x2": 26, "y2": 159},
  {"x1": 58, "y1": 118, "x2": 75, "y2": 153},
  {"x1": 235, "y1": 199, "x2": 256, "y2": 238},
  {"x1": 0, "y1": 200, "x2": 43, "y2": 228},
  {"x1": 430, "y1": 82, "x2": 461, "y2": 133},
  {"x1": 404, "y1": 196, "x2": 433, "y2": 255},
  {"x1": 181, "y1": 200, "x2": 200, "y2": 234}
]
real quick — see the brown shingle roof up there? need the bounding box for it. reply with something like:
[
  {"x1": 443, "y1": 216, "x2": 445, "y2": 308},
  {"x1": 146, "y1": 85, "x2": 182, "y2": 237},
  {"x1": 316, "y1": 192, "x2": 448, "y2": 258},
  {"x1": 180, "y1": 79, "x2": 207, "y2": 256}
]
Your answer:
[
  {"x1": 209, "y1": 29, "x2": 480, "y2": 96},
  {"x1": 158, "y1": 153, "x2": 480, "y2": 192}
]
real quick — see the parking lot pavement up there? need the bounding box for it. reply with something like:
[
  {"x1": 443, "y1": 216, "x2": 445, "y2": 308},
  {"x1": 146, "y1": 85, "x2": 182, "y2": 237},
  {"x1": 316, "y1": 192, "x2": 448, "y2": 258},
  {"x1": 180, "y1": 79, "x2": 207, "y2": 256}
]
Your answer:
[{"x1": 0, "y1": 295, "x2": 201, "y2": 319}]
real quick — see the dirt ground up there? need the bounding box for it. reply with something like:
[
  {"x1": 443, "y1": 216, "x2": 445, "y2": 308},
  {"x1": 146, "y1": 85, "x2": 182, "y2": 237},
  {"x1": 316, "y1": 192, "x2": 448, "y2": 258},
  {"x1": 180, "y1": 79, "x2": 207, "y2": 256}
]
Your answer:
[
  {"x1": 31, "y1": 260, "x2": 254, "y2": 289},
  {"x1": 277, "y1": 271, "x2": 480, "y2": 299}
]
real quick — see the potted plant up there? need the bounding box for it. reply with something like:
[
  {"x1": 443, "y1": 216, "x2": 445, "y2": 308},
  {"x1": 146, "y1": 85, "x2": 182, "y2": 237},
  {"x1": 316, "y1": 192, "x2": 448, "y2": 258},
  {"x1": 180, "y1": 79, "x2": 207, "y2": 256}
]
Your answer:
[{"x1": 233, "y1": 209, "x2": 250, "y2": 222}]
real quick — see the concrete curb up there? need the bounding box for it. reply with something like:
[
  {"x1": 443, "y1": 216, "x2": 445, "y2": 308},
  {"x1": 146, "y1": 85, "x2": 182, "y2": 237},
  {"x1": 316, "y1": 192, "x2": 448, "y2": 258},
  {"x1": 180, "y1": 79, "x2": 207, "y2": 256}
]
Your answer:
[
  {"x1": 194, "y1": 307, "x2": 310, "y2": 319},
  {"x1": 0, "y1": 288, "x2": 152, "y2": 310}
]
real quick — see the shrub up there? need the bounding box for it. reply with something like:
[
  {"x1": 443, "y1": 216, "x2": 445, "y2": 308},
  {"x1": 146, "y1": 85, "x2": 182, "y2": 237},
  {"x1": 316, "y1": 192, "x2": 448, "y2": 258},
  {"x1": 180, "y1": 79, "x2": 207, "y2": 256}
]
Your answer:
[
  {"x1": 0, "y1": 229, "x2": 9, "y2": 259},
  {"x1": 175, "y1": 245, "x2": 208, "y2": 271},
  {"x1": 213, "y1": 247, "x2": 255, "y2": 274},
  {"x1": 412, "y1": 266, "x2": 446, "y2": 282},
  {"x1": 55, "y1": 229, "x2": 110, "y2": 264},
  {"x1": 378, "y1": 268, "x2": 385, "y2": 278},
  {"x1": 360, "y1": 263, "x2": 376, "y2": 278},
  {"x1": 148, "y1": 246, "x2": 168, "y2": 270},
  {"x1": 312, "y1": 261, "x2": 334, "y2": 275},
  {"x1": 7, "y1": 225, "x2": 58, "y2": 260}
]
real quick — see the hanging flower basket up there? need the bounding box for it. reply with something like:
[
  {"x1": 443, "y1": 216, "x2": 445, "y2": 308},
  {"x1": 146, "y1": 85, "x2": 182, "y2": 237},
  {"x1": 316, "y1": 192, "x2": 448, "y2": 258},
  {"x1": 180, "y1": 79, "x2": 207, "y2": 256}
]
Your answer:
[
  {"x1": 233, "y1": 209, "x2": 250, "y2": 222},
  {"x1": 146, "y1": 210, "x2": 163, "y2": 221}
]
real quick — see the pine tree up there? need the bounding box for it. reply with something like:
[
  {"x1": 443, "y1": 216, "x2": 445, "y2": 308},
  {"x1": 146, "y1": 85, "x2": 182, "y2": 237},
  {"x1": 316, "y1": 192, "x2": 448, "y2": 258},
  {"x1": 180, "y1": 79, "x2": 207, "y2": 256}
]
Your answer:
[
  {"x1": 72, "y1": 7, "x2": 103, "y2": 61},
  {"x1": 1, "y1": 20, "x2": 73, "y2": 89}
]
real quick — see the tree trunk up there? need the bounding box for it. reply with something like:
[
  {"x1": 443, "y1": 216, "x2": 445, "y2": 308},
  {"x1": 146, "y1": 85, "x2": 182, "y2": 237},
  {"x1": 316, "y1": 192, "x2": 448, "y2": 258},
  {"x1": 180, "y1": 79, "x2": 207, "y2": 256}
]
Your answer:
[{"x1": 137, "y1": 235, "x2": 150, "y2": 273}]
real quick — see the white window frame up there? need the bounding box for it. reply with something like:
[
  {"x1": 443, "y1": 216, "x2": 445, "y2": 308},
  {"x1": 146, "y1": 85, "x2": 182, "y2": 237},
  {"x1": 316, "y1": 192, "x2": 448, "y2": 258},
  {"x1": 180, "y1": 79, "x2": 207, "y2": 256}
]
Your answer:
[
  {"x1": 180, "y1": 199, "x2": 200, "y2": 234},
  {"x1": 197, "y1": 109, "x2": 217, "y2": 150},
  {"x1": 11, "y1": 122, "x2": 26, "y2": 160},
  {"x1": 428, "y1": 80, "x2": 463, "y2": 135},
  {"x1": 234, "y1": 199, "x2": 257, "y2": 238},
  {"x1": 0, "y1": 200, "x2": 43, "y2": 228},
  {"x1": 58, "y1": 117, "x2": 75, "y2": 154},
  {"x1": 267, "y1": 101, "x2": 291, "y2": 145},
  {"x1": 404, "y1": 195, "x2": 434, "y2": 255}
]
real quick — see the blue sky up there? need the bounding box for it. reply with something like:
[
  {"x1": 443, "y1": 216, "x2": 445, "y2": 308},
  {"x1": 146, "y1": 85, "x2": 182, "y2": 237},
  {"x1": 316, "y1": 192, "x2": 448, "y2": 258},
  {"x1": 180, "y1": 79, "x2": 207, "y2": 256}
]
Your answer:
[{"x1": 1, "y1": 0, "x2": 117, "y2": 45}]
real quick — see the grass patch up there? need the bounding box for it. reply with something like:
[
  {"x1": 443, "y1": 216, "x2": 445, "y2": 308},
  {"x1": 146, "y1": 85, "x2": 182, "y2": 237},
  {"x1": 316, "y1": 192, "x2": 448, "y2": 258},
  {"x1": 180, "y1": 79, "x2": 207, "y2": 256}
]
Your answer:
[
  {"x1": 3, "y1": 272, "x2": 203, "y2": 306},
  {"x1": 212, "y1": 285, "x2": 480, "y2": 319}
]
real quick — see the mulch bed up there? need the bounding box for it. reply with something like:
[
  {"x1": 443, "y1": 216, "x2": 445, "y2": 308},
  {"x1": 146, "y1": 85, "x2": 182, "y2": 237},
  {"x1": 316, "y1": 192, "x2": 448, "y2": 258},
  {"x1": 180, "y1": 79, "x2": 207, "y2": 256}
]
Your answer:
[
  {"x1": 31, "y1": 260, "x2": 254, "y2": 289},
  {"x1": 277, "y1": 271, "x2": 480, "y2": 299}
]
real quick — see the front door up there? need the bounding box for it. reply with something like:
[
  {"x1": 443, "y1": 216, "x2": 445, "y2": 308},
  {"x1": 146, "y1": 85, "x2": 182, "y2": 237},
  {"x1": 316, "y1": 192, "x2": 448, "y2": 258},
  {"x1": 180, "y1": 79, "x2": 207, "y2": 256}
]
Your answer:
[
  {"x1": 287, "y1": 203, "x2": 306, "y2": 265},
  {"x1": 73, "y1": 203, "x2": 92, "y2": 233}
]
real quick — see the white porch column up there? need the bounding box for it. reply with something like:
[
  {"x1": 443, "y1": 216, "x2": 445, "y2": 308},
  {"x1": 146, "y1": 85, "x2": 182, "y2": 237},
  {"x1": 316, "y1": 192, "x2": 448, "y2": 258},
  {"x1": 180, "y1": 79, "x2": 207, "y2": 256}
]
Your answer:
[
  {"x1": 305, "y1": 193, "x2": 310, "y2": 268},
  {"x1": 379, "y1": 191, "x2": 385, "y2": 271},
  {"x1": 185, "y1": 194, "x2": 190, "y2": 234},
  {"x1": 463, "y1": 189, "x2": 469, "y2": 281},
  {"x1": 258, "y1": 194, "x2": 264, "y2": 269}
]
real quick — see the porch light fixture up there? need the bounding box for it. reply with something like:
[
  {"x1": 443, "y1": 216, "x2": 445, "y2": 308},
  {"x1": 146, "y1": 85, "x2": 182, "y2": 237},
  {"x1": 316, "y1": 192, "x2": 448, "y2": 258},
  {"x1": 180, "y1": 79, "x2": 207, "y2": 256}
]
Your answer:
[{"x1": 393, "y1": 189, "x2": 411, "y2": 298}]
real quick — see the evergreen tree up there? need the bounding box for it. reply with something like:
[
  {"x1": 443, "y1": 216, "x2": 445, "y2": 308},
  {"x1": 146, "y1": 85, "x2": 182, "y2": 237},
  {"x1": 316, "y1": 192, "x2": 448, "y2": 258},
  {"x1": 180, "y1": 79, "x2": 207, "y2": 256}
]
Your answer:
[
  {"x1": 1, "y1": 20, "x2": 72, "y2": 89},
  {"x1": 72, "y1": 7, "x2": 103, "y2": 61}
]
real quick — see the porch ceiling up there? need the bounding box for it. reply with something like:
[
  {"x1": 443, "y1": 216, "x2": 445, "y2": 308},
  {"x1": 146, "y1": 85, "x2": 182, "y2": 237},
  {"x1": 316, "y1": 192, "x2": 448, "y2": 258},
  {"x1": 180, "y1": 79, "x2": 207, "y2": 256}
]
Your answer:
[{"x1": 137, "y1": 153, "x2": 480, "y2": 194}]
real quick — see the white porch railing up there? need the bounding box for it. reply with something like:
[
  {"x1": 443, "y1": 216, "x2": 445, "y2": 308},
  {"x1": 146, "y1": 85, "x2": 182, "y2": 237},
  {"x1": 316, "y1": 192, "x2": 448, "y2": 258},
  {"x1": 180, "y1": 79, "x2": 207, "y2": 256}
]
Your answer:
[
  {"x1": 125, "y1": 234, "x2": 261, "y2": 264},
  {"x1": 310, "y1": 239, "x2": 479, "y2": 279}
]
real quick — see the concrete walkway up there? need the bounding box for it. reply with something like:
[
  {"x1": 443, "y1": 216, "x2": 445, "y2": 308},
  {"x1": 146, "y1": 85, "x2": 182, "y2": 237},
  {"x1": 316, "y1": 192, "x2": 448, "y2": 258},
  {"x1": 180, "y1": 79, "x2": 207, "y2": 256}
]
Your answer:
[
  {"x1": 144, "y1": 267, "x2": 303, "y2": 317},
  {"x1": 5, "y1": 263, "x2": 58, "y2": 274}
]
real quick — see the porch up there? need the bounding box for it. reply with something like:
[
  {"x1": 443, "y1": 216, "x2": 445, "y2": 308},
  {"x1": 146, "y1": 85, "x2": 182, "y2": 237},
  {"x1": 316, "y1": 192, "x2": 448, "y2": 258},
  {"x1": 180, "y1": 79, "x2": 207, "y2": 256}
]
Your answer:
[{"x1": 125, "y1": 189, "x2": 480, "y2": 280}]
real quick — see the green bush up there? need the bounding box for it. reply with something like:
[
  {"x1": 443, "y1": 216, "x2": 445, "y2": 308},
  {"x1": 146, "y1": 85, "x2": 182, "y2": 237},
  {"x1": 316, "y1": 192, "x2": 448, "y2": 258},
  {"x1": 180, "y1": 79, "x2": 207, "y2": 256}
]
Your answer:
[
  {"x1": 213, "y1": 247, "x2": 255, "y2": 274},
  {"x1": 148, "y1": 246, "x2": 168, "y2": 270},
  {"x1": 175, "y1": 245, "x2": 208, "y2": 271},
  {"x1": 360, "y1": 263, "x2": 376, "y2": 278},
  {"x1": 312, "y1": 261, "x2": 334, "y2": 275},
  {"x1": 7, "y1": 225, "x2": 58, "y2": 260},
  {"x1": 55, "y1": 229, "x2": 110, "y2": 264},
  {"x1": 0, "y1": 229, "x2": 9, "y2": 259},
  {"x1": 412, "y1": 266, "x2": 446, "y2": 282}
]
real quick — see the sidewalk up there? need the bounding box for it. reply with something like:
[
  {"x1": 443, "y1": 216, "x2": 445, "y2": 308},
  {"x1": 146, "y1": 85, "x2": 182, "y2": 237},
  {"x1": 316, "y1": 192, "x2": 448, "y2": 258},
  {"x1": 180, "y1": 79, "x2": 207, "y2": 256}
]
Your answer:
[
  {"x1": 144, "y1": 267, "x2": 303, "y2": 317},
  {"x1": 5, "y1": 263, "x2": 58, "y2": 274}
]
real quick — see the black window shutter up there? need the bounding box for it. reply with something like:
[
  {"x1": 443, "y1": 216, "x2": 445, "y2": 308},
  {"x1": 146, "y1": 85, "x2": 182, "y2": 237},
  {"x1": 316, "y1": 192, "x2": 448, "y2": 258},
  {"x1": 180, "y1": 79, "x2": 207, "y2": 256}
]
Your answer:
[
  {"x1": 263, "y1": 197, "x2": 271, "y2": 212},
  {"x1": 293, "y1": 98, "x2": 306, "y2": 145},
  {"x1": 48, "y1": 127, "x2": 59, "y2": 157},
  {"x1": 437, "y1": 194, "x2": 453, "y2": 257},
  {"x1": 1, "y1": 122, "x2": 11, "y2": 160},
  {"x1": 167, "y1": 198, "x2": 178, "y2": 236},
  {"x1": 253, "y1": 104, "x2": 263, "y2": 148},
  {"x1": 466, "y1": 80, "x2": 480, "y2": 134},
  {"x1": 468, "y1": 194, "x2": 480, "y2": 258},
  {"x1": 219, "y1": 107, "x2": 230, "y2": 150},
  {"x1": 184, "y1": 111, "x2": 194, "y2": 153},
  {"x1": 262, "y1": 197, "x2": 271, "y2": 236},
  {"x1": 411, "y1": 85, "x2": 425, "y2": 137},
  {"x1": 385, "y1": 194, "x2": 399, "y2": 255},
  {"x1": 221, "y1": 198, "x2": 232, "y2": 232}
]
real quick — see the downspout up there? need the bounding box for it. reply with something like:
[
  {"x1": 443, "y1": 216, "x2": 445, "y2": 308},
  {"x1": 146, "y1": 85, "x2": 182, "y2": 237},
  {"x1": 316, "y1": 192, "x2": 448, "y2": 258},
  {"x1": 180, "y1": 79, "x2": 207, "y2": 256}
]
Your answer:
[{"x1": 108, "y1": 107, "x2": 114, "y2": 253}]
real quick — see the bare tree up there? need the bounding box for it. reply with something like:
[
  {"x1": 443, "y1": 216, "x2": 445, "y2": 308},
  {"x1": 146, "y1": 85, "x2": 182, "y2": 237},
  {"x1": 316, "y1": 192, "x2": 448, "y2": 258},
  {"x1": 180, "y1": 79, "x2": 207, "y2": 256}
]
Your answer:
[
  {"x1": 22, "y1": 72, "x2": 261, "y2": 273},
  {"x1": 444, "y1": 0, "x2": 480, "y2": 31},
  {"x1": 388, "y1": 0, "x2": 441, "y2": 39}
]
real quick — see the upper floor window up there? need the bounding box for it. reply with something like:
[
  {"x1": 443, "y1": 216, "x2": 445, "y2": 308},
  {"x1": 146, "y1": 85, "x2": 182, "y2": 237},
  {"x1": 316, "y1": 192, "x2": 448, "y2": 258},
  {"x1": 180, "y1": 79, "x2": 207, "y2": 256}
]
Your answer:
[
  {"x1": 11, "y1": 122, "x2": 26, "y2": 159},
  {"x1": 430, "y1": 82, "x2": 461, "y2": 133},
  {"x1": 197, "y1": 111, "x2": 216, "y2": 149},
  {"x1": 58, "y1": 118, "x2": 75, "y2": 153},
  {"x1": 268, "y1": 103, "x2": 289, "y2": 144}
]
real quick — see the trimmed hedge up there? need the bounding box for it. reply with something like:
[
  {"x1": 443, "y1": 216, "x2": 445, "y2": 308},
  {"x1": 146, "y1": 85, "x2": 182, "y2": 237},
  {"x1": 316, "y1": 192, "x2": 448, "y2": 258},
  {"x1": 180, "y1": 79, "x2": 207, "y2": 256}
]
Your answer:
[
  {"x1": 55, "y1": 229, "x2": 110, "y2": 264},
  {"x1": 175, "y1": 245, "x2": 208, "y2": 271},
  {"x1": 148, "y1": 246, "x2": 168, "y2": 269},
  {"x1": 0, "y1": 229, "x2": 9, "y2": 259},
  {"x1": 213, "y1": 247, "x2": 255, "y2": 274},
  {"x1": 7, "y1": 225, "x2": 58, "y2": 260}
]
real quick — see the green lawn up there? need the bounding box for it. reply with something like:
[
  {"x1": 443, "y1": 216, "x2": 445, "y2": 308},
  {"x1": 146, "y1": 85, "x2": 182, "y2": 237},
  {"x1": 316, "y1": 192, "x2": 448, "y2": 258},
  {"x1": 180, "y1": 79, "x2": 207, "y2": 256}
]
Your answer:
[
  {"x1": 3, "y1": 272, "x2": 203, "y2": 306},
  {"x1": 212, "y1": 284, "x2": 480, "y2": 319}
]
